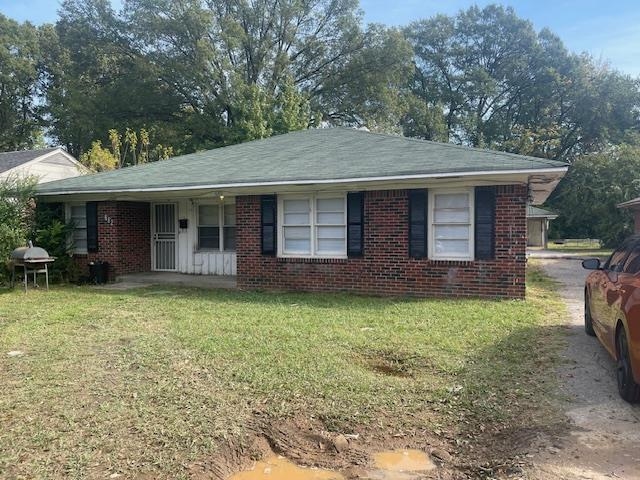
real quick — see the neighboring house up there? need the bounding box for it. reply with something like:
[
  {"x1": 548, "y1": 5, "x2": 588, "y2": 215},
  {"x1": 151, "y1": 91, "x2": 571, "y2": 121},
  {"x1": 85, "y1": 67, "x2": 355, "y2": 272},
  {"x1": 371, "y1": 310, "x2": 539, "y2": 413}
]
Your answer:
[
  {"x1": 36, "y1": 128, "x2": 567, "y2": 299},
  {"x1": 0, "y1": 147, "x2": 85, "y2": 184},
  {"x1": 618, "y1": 197, "x2": 640, "y2": 233},
  {"x1": 526, "y1": 205, "x2": 558, "y2": 248}
]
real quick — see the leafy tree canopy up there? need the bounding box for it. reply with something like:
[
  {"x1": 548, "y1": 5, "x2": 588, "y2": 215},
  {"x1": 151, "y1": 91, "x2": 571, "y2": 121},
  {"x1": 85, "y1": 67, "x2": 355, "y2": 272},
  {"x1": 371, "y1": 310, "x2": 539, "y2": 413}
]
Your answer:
[
  {"x1": 42, "y1": 0, "x2": 413, "y2": 157},
  {"x1": 404, "y1": 5, "x2": 640, "y2": 162},
  {"x1": 548, "y1": 140, "x2": 640, "y2": 246},
  {"x1": 0, "y1": 15, "x2": 46, "y2": 150}
]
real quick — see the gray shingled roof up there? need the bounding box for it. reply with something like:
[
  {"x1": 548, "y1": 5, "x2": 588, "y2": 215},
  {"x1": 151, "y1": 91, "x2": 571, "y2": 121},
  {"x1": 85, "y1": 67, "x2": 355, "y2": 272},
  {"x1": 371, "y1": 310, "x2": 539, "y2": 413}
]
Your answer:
[
  {"x1": 0, "y1": 148, "x2": 59, "y2": 174},
  {"x1": 527, "y1": 205, "x2": 558, "y2": 218},
  {"x1": 37, "y1": 128, "x2": 567, "y2": 195}
]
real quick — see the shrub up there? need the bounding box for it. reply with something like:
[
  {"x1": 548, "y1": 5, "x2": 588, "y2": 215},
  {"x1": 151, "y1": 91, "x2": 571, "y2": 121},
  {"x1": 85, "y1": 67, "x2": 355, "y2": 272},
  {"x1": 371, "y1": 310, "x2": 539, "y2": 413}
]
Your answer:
[
  {"x1": 32, "y1": 203, "x2": 78, "y2": 282},
  {"x1": 0, "y1": 176, "x2": 37, "y2": 282}
]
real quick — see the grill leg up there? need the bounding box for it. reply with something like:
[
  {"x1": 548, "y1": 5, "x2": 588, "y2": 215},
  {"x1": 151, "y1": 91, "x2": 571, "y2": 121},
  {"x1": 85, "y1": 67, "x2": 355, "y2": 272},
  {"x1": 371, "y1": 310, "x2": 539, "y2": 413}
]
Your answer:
[
  {"x1": 45, "y1": 265, "x2": 49, "y2": 291},
  {"x1": 23, "y1": 265, "x2": 27, "y2": 292}
]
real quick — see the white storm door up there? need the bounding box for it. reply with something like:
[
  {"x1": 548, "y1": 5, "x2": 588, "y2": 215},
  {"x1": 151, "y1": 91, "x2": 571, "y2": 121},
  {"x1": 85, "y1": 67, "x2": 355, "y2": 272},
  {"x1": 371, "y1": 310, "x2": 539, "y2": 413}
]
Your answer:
[{"x1": 152, "y1": 203, "x2": 177, "y2": 271}]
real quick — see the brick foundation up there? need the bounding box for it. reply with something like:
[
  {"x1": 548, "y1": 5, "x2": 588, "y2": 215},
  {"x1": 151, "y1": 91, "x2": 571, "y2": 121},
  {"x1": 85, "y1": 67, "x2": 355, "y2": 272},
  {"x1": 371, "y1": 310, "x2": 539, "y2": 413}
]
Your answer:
[
  {"x1": 236, "y1": 186, "x2": 527, "y2": 299},
  {"x1": 73, "y1": 201, "x2": 151, "y2": 279}
]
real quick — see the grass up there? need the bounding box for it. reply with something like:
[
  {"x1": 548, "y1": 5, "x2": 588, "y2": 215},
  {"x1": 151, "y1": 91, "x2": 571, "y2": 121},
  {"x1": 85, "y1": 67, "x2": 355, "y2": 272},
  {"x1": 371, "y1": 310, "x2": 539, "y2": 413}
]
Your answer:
[
  {"x1": 547, "y1": 239, "x2": 612, "y2": 257},
  {"x1": 0, "y1": 267, "x2": 566, "y2": 478}
]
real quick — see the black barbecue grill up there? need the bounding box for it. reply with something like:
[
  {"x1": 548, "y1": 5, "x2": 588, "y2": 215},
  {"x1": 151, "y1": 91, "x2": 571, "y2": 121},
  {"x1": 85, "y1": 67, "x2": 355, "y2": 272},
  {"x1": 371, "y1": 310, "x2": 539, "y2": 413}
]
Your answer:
[{"x1": 10, "y1": 243, "x2": 55, "y2": 291}]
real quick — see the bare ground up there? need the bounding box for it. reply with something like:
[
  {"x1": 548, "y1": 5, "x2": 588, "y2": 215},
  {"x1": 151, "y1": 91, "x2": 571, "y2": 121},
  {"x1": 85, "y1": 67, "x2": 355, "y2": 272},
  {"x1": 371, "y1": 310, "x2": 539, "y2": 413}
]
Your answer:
[{"x1": 531, "y1": 257, "x2": 640, "y2": 480}]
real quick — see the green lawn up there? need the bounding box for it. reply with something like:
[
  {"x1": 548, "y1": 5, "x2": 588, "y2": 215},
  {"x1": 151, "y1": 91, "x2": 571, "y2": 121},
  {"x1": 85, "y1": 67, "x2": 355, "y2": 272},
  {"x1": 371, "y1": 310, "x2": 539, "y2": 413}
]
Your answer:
[
  {"x1": 0, "y1": 267, "x2": 566, "y2": 478},
  {"x1": 546, "y1": 239, "x2": 612, "y2": 257}
]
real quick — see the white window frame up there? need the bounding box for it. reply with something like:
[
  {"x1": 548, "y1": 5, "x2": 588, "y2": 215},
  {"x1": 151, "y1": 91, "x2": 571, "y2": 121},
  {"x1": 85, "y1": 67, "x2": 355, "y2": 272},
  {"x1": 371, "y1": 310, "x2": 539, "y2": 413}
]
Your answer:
[
  {"x1": 428, "y1": 188, "x2": 475, "y2": 261},
  {"x1": 66, "y1": 202, "x2": 88, "y2": 254},
  {"x1": 277, "y1": 194, "x2": 347, "y2": 258},
  {"x1": 196, "y1": 201, "x2": 236, "y2": 252}
]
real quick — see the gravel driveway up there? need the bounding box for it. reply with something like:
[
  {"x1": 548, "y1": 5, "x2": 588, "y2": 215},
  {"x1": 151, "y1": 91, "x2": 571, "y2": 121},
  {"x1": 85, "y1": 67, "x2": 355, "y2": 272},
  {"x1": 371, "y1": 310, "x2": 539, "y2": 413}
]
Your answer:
[{"x1": 532, "y1": 257, "x2": 640, "y2": 480}]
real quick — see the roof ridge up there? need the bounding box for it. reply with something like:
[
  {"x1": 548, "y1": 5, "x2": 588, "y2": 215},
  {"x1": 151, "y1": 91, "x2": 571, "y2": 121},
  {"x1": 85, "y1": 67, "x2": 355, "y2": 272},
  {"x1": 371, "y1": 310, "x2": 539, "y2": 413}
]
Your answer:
[{"x1": 0, "y1": 146, "x2": 60, "y2": 156}]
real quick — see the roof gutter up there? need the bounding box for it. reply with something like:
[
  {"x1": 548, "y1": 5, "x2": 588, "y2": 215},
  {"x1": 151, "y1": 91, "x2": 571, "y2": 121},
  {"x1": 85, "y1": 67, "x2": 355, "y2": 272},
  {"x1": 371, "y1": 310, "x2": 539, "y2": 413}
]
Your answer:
[
  {"x1": 618, "y1": 198, "x2": 640, "y2": 209},
  {"x1": 37, "y1": 166, "x2": 568, "y2": 196}
]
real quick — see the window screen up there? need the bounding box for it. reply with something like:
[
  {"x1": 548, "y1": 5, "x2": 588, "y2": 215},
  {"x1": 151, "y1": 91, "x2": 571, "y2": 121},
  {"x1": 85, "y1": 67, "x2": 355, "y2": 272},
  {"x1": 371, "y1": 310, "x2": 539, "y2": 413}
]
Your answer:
[
  {"x1": 198, "y1": 204, "x2": 219, "y2": 249},
  {"x1": 280, "y1": 195, "x2": 346, "y2": 257},
  {"x1": 70, "y1": 204, "x2": 87, "y2": 253},
  {"x1": 432, "y1": 192, "x2": 472, "y2": 259}
]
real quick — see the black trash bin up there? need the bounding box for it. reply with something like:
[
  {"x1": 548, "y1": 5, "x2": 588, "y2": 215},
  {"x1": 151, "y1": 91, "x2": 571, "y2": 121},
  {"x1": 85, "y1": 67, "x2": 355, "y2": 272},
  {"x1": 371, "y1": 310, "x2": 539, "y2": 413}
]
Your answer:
[{"x1": 88, "y1": 261, "x2": 109, "y2": 284}]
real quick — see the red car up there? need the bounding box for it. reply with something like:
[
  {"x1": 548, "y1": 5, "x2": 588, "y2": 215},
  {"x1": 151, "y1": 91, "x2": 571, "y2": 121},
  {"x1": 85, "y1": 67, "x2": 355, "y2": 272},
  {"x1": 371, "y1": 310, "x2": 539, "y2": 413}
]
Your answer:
[{"x1": 583, "y1": 235, "x2": 640, "y2": 403}]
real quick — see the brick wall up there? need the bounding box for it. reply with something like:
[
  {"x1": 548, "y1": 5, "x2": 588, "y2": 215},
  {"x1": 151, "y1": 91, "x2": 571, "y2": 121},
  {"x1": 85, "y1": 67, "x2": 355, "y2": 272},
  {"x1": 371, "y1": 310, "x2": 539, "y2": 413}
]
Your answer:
[
  {"x1": 73, "y1": 201, "x2": 151, "y2": 279},
  {"x1": 236, "y1": 185, "x2": 527, "y2": 299}
]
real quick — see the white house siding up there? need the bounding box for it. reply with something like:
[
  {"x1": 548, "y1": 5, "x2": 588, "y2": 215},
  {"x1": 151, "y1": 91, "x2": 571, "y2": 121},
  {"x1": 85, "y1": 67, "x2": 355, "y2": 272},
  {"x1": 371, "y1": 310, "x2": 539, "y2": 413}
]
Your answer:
[
  {"x1": 527, "y1": 218, "x2": 544, "y2": 247},
  {"x1": 173, "y1": 198, "x2": 237, "y2": 275},
  {"x1": 0, "y1": 152, "x2": 83, "y2": 183}
]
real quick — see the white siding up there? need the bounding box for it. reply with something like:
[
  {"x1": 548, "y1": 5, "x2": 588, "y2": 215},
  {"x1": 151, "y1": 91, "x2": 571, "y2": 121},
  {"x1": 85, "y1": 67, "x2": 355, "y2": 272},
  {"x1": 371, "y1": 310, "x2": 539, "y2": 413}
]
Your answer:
[
  {"x1": 527, "y1": 218, "x2": 544, "y2": 247},
  {"x1": 0, "y1": 152, "x2": 83, "y2": 183},
  {"x1": 173, "y1": 198, "x2": 237, "y2": 275}
]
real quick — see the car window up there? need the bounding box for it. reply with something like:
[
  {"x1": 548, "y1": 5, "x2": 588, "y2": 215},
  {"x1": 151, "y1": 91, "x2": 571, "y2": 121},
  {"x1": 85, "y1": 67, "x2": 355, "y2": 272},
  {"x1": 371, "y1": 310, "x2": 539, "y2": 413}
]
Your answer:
[
  {"x1": 623, "y1": 244, "x2": 640, "y2": 274},
  {"x1": 605, "y1": 239, "x2": 635, "y2": 272}
]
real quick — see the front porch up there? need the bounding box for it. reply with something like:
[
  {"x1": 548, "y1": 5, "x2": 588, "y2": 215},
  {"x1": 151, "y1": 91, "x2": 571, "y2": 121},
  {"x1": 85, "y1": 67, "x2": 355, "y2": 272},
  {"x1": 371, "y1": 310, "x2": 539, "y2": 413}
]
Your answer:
[
  {"x1": 97, "y1": 272, "x2": 237, "y2": 290},
  {"x1": 69, "y1": 199, "x2": 237, "y2": 281}
]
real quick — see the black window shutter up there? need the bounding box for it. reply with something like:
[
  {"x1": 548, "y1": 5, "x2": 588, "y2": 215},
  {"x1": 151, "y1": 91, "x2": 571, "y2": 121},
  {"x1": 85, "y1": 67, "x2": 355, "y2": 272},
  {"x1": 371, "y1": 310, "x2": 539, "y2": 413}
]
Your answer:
[
  {"x1": 475, "y1": 187, "x2": 496, "y2": 260},
  {"x1": 408, "y1": 189, "x2": 428, "y2": 258},
  {"x1": 86, "y1": 201, "x2": 98, "y2": 253},
  {"x1": 260, "y1": 195, "x2": 277, "y2": 255},
  {"x1": 347, "y1": 192, "x2": 364, "y2": 257}
]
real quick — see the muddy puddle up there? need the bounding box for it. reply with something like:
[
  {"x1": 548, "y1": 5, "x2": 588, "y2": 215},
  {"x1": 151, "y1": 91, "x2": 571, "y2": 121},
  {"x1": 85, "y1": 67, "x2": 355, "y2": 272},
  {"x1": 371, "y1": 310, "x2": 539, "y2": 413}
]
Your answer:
[
  {"x1": 368, "y1": 449, "x2": 436, "y2": 479},
  {"x1": 228, "y1": 449, "x2": 435, "y2": 480},
  {"x1": 228, "y1": 456, "x2": 344, "y2": 480}
]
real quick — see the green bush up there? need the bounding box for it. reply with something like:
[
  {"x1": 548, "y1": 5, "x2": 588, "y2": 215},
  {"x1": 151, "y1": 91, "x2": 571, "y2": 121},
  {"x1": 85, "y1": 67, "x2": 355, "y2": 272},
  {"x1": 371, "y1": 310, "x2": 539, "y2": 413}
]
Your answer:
[
  {"x1": 32, "y1": 203, "x2": 78, "y2": 283},
  {"x1": 0, "y1": 176, "x2": 37, "y2": 283}
]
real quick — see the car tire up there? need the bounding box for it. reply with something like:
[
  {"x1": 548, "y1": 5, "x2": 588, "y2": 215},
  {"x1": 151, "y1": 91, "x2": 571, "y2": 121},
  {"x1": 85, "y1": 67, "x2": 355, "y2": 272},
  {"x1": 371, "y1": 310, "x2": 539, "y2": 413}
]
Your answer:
[
  {"x1": 616, "y1": 327, "x2": 640, "y2": 403},
  {"x1": 584, "y1": 292, "x2": 596, "y2": 337}
]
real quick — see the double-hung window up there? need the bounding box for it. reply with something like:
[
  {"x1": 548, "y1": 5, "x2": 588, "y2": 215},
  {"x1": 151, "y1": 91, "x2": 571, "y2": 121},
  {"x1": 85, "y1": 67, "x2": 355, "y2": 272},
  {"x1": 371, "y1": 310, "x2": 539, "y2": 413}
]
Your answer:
[
  {"x1": 279, "y1": 195, "x2": 346, "y2": 257},
  {"x1": 198, "y1": 203, "x2": 236, "y2": 251},
  {"x1": 429, "y1": 189, "x2": 474, "y2": 260},
  {"x1": 68, "y1": 203, "x2": 88, "y2": 254}
]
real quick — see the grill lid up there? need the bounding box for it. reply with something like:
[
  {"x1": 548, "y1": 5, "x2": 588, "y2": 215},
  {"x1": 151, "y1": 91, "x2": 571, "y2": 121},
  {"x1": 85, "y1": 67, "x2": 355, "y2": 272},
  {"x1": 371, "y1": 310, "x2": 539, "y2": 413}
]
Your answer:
[{"x1": 11, "y1": 246, "x2": 51, "y2": 260}]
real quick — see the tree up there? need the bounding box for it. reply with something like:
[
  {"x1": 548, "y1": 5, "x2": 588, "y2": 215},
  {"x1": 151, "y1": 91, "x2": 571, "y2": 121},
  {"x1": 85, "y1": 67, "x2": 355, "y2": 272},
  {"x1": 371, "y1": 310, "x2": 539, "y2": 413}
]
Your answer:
[
  {"x1": 44, "y1": 0, "x2": 413, "y2": 156},
  {"x1": 42, "y1": 0, "x2": 186, "y2": 158},
  {"x1": 80, "y1": 128, "x2": 174, "y2": 171},
  {"x1": 405, "y1": 5, "x2": 640, "y2": 162},
  {"x1": 79, "y1": 141, "x2": 118, "y2": 171},
  {"x1": 0, "y1": 176, "x2": 37, "y2": 280},
  {"x1": 0, "y1": 15, "x2": 45, "y2": 150},
  {"x1": 547, "y1": 142, "x2": 640, "y2": 247}
]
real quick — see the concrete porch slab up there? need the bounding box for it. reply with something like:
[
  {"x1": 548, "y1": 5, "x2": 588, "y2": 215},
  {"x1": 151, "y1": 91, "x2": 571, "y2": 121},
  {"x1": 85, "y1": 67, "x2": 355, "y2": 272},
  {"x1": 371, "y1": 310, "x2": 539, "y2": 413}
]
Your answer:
[{"x1": 96, "y1": 272, "x2": 237, "y2": 290}]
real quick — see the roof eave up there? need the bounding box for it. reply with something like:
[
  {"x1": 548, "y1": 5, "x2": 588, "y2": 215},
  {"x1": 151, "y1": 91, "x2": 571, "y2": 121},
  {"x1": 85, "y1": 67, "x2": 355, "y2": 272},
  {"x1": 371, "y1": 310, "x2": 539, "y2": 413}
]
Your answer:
[
  {"x1": 618, "y1": 197, "x2": 640, "y2": 209},
  {"x1": 37, "y1": 166, "x2": 568, "y2": 197}
]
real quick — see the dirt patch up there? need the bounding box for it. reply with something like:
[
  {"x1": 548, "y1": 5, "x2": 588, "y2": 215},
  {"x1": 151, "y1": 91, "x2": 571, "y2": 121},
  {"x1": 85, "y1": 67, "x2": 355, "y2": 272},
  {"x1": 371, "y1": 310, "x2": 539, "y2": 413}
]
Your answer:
[
  {"x1": 186, "y1": 413, "x2": 564, "y2": 480},
  {"x1": 360, "y1": 349, "x2": 430, "y2": 378}
]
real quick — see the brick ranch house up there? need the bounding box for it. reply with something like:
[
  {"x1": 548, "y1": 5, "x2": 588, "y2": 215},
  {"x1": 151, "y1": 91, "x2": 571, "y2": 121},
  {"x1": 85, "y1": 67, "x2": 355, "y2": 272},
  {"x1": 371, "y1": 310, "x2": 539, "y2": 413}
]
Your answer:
[{"x1": 36, "y1": 128, "x2": 568, "y2": 299}]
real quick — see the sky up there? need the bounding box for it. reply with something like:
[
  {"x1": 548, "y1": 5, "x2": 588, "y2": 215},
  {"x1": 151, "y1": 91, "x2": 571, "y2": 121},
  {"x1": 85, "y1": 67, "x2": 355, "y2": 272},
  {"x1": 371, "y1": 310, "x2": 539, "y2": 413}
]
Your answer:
[{"x1": 1, "y1": 0, "x2": 639, "y2": 76}]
